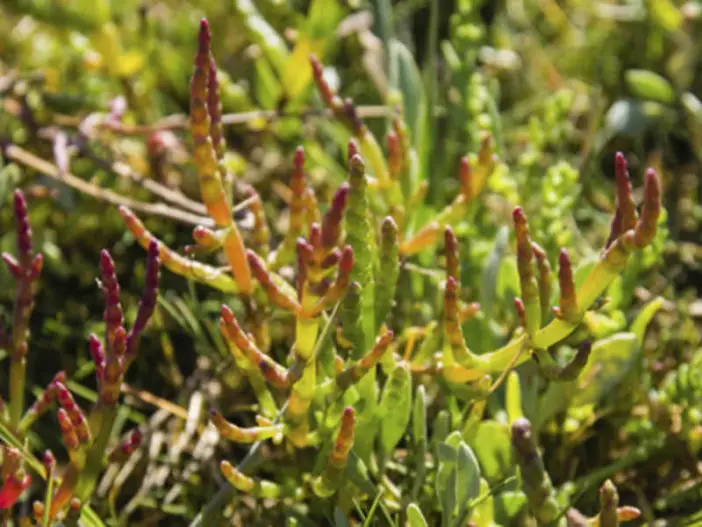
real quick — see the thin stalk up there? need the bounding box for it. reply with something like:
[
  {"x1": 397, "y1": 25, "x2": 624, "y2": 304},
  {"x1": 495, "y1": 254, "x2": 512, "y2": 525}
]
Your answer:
[
  {"x1": 2, "y1": 144, "x2": 213, "y2": 227},
  {"x1": 42, "y1": 469, "x2": 55, "y2": 526}
]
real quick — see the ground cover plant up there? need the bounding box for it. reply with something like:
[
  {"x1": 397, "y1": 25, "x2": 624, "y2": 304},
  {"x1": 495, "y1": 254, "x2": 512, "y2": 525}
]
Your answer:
[{"x1": 0, "y1": 0, "x2": 700, "y2": 525}]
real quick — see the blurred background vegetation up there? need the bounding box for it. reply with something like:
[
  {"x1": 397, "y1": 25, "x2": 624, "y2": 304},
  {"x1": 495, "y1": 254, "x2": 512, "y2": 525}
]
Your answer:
[{"x1": 1, "y1": 0, "x2": 701, "y2": 524}]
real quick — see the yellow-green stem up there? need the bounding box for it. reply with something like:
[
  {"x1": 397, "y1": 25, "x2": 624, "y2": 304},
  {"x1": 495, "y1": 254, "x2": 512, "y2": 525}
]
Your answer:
[
  {"x1": 474, "y1": 255, "x2": 624, "y2": 373},
  {"x1": 9, "y1": 358, "x2": 26, "y2": 430},
  {"x1": 75, "y1": 403, "x2": 119, "y2": 501},
  {"x1": 359, "y1": 133, "x2": 390, "y2": 187}
]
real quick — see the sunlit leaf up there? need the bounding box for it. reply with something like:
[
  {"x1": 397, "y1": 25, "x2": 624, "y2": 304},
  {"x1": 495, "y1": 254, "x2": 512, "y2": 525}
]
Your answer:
[
  {"x1": 388, "y1": 39, "x2": 424, "y2": 141},
  {"x1": 456, "y1": 442, "x2": 481, "y2": 520},
  {"x1": 407, "y1": 503, "x2": 429, "y2": 527},
  {"x1": 470, "y1": 421, "x2": 514, "y2": 484},
  {"x1": 378, "y1": 362, "x2": 412, "y2": 455},
  {"x1": 625, "y1": 70, "x2": 676, "y2": 104},
  {"x1": 572, "y1": 332, "x2": 638, "y2": 407}
]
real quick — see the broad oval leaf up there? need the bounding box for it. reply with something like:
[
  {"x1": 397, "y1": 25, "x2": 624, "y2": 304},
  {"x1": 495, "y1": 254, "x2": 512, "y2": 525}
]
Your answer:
[
  {"x1": 625, "y1": 70, "x2": 676, "y2": 104},
  {"x1": 470, "y1": 421, "x2": 514, "y2": 484},
  {"x1": 572, "y1": 332, "x2": 638, "y2": 407}
]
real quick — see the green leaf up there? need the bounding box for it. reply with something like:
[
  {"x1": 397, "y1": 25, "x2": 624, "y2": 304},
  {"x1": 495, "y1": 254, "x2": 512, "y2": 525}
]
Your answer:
[
  {"x1": 345, "y1": 450, "x2": 377, "y2": 496},
  {"x1": 648, "y1": 0, "x2": 683, "y2": 31},
  {"x1": 600, "y1": 99, "x2": 671, "y2": 147},
  {"x1": 418, "y1": 0, "x2": 439, "y2": 202},
  {"x1": 340, "y1": 282, "x2": 364, "y2": 358},
  {"x1": 606, "y1": 275, "x2": 624, "y2": 309},
  {"x1": 438, "y1": 441, "x2": 458, "y2": 462},
  {"x1": 572, "y1": 332, "x2": 638, "y2": 407},
  {"x1": 494, "y1": 491, "x2": 527, "y2": 523},
  {"x1": 0, "y1": 163, "x2": 22, "y2": 207},
  {"x1": 333, "y1": 507, "x2": 349, "y2": 527},
  {"x1": 345, "y1": 155, "x2": 379, "y2": 465},
  {"x1": 456, "y1": 442, "x2": 482, "y2": 521},
  {"x1": 363, "y1": 492, "x2": 385, "y2": 527},
  {"x1": 378, "y1": 362, "x2": 412, "y2": 455},
  {"x1": 80, "y1": 508, "x2": 108, "y2": 527},
  {"x1": 354, "y1": 372, "x2": 379, "y2": 464},
  {"x1": 388, "y1": 39, "x2": 424, "y2": 141},
  {"x1": 431, "y1": 410, "x2": 450, "y2": 452},
  {"x1": 407, "y1": 503, "x2": 429, "y2": 527},
  {"x1": 372, "y1": 0, "x2": 394, "y2": 57},
  {"x1": 436, "y1": 432, "x2": 462, "y2": 521},
  {"x1": 411, "y1": 385, "x2": 428, "y2": 499},
  {"x1": 444, "y1": 430, "x2": 463, "y2": 450},
  {"x1": 413, "y1": 385, "x2": 427, "y2": 448},
  {"x1": 443, "y1": 467, "x2": 458, "y2": 524},
  {"x1": 625, "y1": 70, "x2": 676, "y2": 104},
  {"x1": 505, "y1": 371, "x2": 523, "y2": 425},
  {"x1": 481, "y1": 227, "x2": 510, "y2": 318},
  {"x1": 234, "y1": 0, "x2": 288, "y2": 74},
  {"x1": 573, "y1": 256, "x2": 598, "y2": 289},
  {"x1": 42, "y1": 460, "x2": 55, "y2": 526},
  {"x1": 631, "y1": 296, "x2": 665, "y2": 346},
  {"x1": 282, "y1": 0, "x2": 343, "y2": 101},
  {"x1": 412, "y1": 321, "x2": 439, "y2": 365},
  {"x1": 254, "y1": 56, "x2": 283, "y2": 110},
  {"x1": 496, "y1": 258, "x2": 520, "y2": 305},
  {"x1": 682, "y1": 92, "x2": 702, "y2": 161},
  {"x1": 472, "y1": 479, "x2": 495, "y2": 527},
  {"x1": 470, "y1": 421, "x2": 514, "y2": 484}
]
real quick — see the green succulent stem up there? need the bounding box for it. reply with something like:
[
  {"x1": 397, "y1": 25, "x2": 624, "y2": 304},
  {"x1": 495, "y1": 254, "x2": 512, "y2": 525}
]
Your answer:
[
  {"x1": 75, "y1": 403, "x2": 119, "y2": 501},
  {"x1": 464, "y1": 235, "x2": 639, "y2": 375},
  {"x1": 9, "y1": 360, "x2": 26, "y2": 431}
]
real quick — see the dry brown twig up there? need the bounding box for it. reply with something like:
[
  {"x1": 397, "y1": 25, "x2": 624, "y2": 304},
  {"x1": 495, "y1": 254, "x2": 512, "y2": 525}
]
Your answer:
[
  {"x1": 3, "y1": 143, "x2": 214, "y2": 227},
  {"x1": 38, "y1": 125, "x2": 208, "y2": 216},
  {"x1": 52, "y1": 105, "x2": 391, "y2": 136}
]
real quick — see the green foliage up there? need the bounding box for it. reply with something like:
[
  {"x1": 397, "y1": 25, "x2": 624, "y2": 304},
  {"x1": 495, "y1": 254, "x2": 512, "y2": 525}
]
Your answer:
[{"x1": 0, "y1": 0, "x2": 700, "y2": 525}]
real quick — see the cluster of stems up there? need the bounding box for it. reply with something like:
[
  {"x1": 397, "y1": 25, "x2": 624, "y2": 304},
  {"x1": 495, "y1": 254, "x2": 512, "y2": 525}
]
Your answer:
[
  {"x1": 0, "y1": 190, "x2": 159, "y2": 520},
  {"x1": 432, "y1": 153, "x2": 661, "y2": 390},
  {"x1": 1, "y1": 190, "x2": 44, "y2": 431},
  {"x1": 0, "y1": 191, "x2": 41, "y2": 512},
  {"x1": 115, "y1": 18, "x2": 663, "y2": 523},
  {"x1": 116, "y1": 20, "x2": 404, "y2": 508},
  {"x1": 311, "y1": 55, "x2": 498, "y2": 256}
]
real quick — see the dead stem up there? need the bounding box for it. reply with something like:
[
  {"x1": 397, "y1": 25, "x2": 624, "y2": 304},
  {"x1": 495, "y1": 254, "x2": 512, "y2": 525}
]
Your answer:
[
  {"x1": 52, "y1": 106, "x2": 391, "y2": 136},
  {"x1": 2, "y1": 143, "x2": 214, "y2": 227}
]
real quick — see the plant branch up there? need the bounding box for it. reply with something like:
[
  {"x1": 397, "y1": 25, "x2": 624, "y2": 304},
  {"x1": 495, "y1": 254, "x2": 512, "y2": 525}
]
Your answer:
[
  {"x1": 190, "y1": 303, "x2": 341, "y2": 526},
  {"x1": 52, "y1": 106, "x2": 391, "y2": 136},
  {"x1": 1, "y1": 143, "x2": 214, "y2": 227}
]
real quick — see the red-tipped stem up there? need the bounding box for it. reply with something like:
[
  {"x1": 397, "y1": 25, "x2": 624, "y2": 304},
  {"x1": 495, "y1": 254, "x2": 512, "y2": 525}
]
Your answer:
[
  {"x1": 126, "y1": 240, "x2": 160, "y2": 364},
  {"x1": 322, "y1": 184, "x2": 349, "y2": 249}
]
